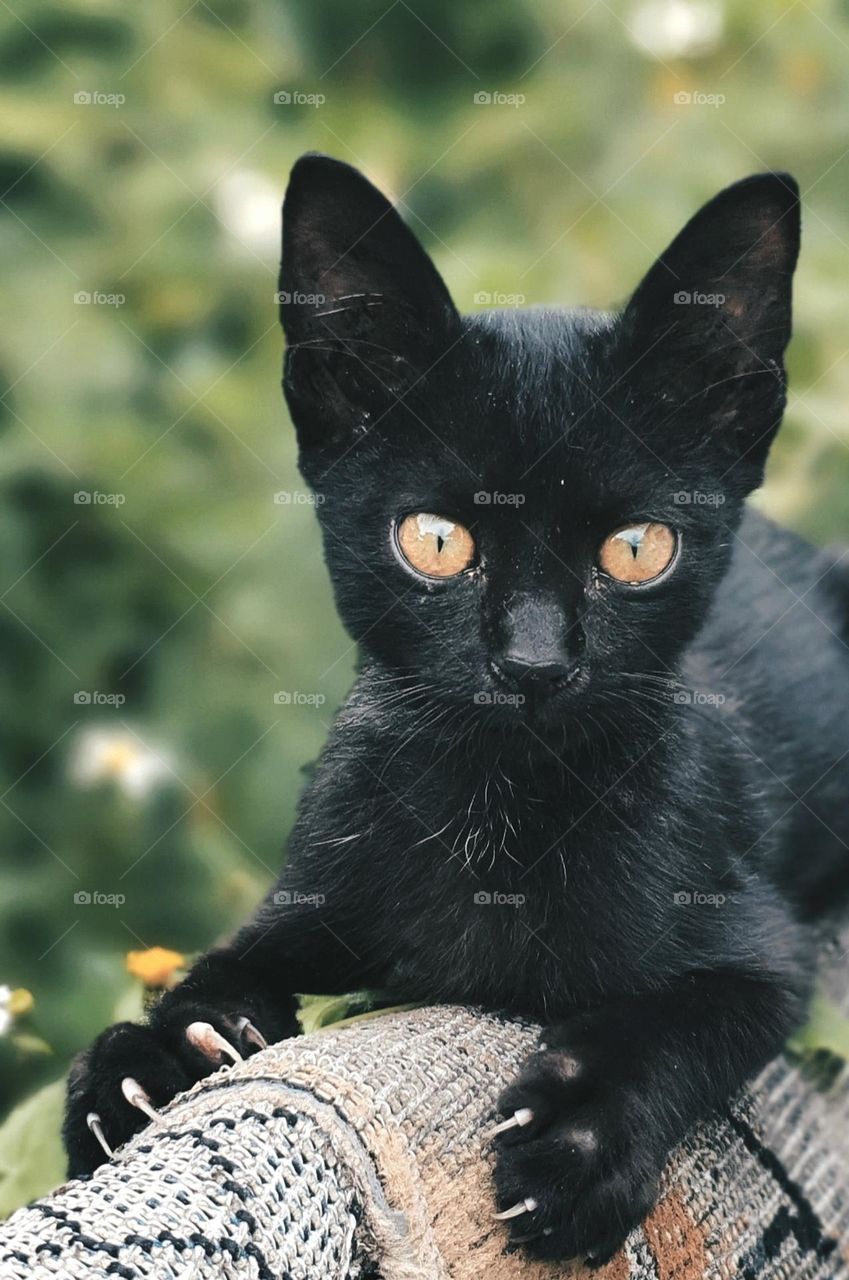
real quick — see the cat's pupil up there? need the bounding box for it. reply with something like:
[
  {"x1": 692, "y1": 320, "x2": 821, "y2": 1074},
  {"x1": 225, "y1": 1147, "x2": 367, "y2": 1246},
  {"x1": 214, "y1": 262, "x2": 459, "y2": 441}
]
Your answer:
[
  {"x1": 618, "y1": 527, "x2": 645, "y2": 557},
  {"x1": 599, "y1": 522, "x2": 676, "y2": 585},
  {"x1": 395, "y1": 512, "x2": 476, "y2": 578}
]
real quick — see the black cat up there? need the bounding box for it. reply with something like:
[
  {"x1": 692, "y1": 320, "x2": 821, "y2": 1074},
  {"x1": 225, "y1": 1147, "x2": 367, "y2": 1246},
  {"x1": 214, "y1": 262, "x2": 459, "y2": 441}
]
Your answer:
[{"x1": 63, "y1": 155, "x2": 849, "y2": 1265}]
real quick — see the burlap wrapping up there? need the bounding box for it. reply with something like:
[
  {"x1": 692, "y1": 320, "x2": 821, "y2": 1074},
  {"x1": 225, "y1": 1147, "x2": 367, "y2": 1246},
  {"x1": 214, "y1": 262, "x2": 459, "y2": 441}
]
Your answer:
[{"x1": 0, "y1": 937, "x2": 847, "y2": 1278}]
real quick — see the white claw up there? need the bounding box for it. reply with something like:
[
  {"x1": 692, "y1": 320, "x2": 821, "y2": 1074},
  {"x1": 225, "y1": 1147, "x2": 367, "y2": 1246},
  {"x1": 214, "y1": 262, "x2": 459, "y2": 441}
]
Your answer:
[
  {"x1": 236, "y1": 1016, "x2": 267, "y2": 1052},
  {"x1": 489, "y1": 1107, "x2": 535, "y2": 1138},
  {"x1": 121, "y1": 1077, "x2": 159, "y2": 1122},
  {"x1": 86, "y1": 1111, "x2": 113, "y2": 1158},
  {"x1": 493, "y1": 1197, "x2": 538, "y2": 1221},
  {"x1": 185, "y1": 1021, "x2": 243, "y2": 1065}
]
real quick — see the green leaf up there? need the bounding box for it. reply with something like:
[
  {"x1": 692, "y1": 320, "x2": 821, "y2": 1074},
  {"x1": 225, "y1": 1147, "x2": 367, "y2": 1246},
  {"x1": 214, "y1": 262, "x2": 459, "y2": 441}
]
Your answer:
[
  {"x1": 320, "y1": 1002, "x2": 421, "y2": 1031},
  {"x1": 297, "y1": 992, "x2": 422, "y2": 1035},
  {"x1": 0, "y1": 1078, "x2": 67, "y2": 1219},
  {"x1": 111, "y1": 983, "x2": 145, "y2": 1024},
  {"x1": 9, "y1": 1033, "x2": 52, "y2": 1057},
  {"x1": 297, "y1": 992, "x2": 364, "y2": 1035},
  {"x1": 788, "y1": 994, "x2": 849, "y2": 1060}
]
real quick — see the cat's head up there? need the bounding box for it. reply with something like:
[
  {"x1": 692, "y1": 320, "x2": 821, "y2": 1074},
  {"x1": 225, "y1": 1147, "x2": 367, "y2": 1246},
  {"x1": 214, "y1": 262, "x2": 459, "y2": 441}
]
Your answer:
[{"x1": 278, "y1": 155, "x2": 799, "y2": 734}]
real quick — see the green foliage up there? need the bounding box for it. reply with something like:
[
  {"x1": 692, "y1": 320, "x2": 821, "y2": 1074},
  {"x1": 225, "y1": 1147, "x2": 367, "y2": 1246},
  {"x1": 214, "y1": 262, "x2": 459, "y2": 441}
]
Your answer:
[
  {"x1": 297, "y1": 993, "x2": 421, "y2": 1035},
  {"x1": 788, "y1": 993, "x2": 849, "y2": 1062},
  {"x1": 2, "y1": 0, "x2": 849, "y2": 1203},
  {"x1": 0, "y1": 1079, "x2": 66, "y2": 1218}
]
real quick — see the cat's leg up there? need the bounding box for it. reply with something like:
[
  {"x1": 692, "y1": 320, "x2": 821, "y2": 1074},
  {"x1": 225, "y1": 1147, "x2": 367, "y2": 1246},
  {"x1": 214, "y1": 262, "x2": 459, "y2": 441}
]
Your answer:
[
  {"x1": 63, "y1": 901, "x2": 377, "y2": 1175},
  {"x1": 491, "y1": 968, "x2": 809, "y2": 1264}
]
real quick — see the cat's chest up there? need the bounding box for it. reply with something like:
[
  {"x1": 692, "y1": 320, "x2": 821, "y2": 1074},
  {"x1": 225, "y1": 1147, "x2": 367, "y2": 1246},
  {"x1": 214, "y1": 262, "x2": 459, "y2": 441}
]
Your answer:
[
  {"x1": 421, "y1": 769, "x2": 543, "y2": 872},
  {"x1": 379, "y1": 860, "x2": 612, "y2": 1018},
  {"x1": 378, "y1": 753, "x2": 631, "y2": 876},
  {"x1": 369, "y1": 769, "x2": 650, "y2": 1013},
  {"x1": 306, "y1": 738, "x2": 684, "y2": 1012}
]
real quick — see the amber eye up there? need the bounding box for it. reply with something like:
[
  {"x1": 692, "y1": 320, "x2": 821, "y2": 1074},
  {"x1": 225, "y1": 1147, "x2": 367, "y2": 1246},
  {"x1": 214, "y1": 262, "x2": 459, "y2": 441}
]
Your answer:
[
  {"x1": 598, "y1": 522, "x2": 677, "y2": 585},
  {"x1": 396, "y1": 512, "x2": 476, "y2": 578}
]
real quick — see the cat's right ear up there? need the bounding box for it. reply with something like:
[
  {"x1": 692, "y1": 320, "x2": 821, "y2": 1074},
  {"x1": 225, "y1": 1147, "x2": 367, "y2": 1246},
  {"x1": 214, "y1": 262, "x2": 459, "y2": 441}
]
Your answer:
[{"x1": 279, "y1": 154, "x2": 460, "y2": 450}]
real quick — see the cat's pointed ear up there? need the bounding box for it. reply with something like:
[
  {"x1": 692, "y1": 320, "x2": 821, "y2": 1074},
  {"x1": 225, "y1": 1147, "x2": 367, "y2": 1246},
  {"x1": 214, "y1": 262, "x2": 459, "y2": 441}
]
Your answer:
[
  {"x1": 621, "y1": 172, "x2": 800, "y2": 475},
  {"x1": 279, "y1": 154, "x2": 460, "y2": 449}
]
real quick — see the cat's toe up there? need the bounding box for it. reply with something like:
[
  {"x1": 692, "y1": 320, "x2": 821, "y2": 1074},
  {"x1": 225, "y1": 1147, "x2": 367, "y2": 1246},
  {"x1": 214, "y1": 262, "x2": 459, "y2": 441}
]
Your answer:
[
  {"x1": 491, "y1": 1044, "x2": 662, "y2": 1261},
  {"x1": 493, "y1": 1138, "x2": 658, "y2": 1263},
  {"x1": 151, "y1": 999, "x2": 272, "y2": 1070},
  {"x1": 63, "y1": 1004, "x2": 274, "y2": 1177},
  {"x1": 63, "y1": 1022, "x2": 192, "y2": 1176}
]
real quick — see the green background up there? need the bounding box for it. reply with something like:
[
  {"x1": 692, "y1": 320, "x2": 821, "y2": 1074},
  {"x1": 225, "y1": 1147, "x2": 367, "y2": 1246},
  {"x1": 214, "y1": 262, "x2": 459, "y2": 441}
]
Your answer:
[{"x1": 1, "y1": 0, "x2": 849, "y2": 1203}]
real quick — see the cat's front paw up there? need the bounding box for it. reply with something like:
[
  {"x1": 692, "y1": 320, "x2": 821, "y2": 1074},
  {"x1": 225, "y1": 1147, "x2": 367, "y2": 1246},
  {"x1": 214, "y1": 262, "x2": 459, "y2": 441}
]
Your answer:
[
  {"x1": 63, "y1": 999, "x2": 288, "y2": 1177},
  {"x1": 491, "y1": 1030, "x2": 664, "y2": 1264}
]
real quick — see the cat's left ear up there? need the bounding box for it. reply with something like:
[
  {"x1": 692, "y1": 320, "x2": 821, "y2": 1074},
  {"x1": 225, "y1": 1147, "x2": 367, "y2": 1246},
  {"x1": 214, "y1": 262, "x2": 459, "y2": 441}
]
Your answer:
[
  {"x1": 621, "y1": 172, "x2": 800, "y2": 474},
  {"x1": 279, "y1": 154, "x2": 460, "y2": 449}
]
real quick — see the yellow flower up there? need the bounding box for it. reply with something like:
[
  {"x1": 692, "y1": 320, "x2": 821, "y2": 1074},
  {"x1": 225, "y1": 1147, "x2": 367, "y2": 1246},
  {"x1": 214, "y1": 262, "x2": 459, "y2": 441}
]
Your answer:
[
  {"x1": 0, "y1": 986, "x2": 33, "y2": 1034},
  {"x1": 126, "y1": 947, "x2": 185, "y2": 988},
  {"x1": 8, "y1": 988, "x2": 33, "y2": 1016}
]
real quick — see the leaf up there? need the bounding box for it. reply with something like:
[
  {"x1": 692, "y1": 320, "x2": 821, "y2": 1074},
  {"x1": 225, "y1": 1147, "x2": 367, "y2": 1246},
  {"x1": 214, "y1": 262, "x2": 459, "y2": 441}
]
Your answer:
[
  {"x1": 297, "y1": 991, "x2": 422, "y2": 1035},
  {"x1": 0, "y1": 1078, "x2": 67, "y2": 1219},
  {"x1": 787, "y1": 993, "x2": 849, "y2": 1061},
  {"x1": 297, "y1": 991, "x2": 372, "y2": 1034},
  {"x1": 320, "y1": 1002, "x2": 421, "y2": 1031},
  {"x1": 9, "y1": 1033, "x2": 52, "y2": 1056},
  {"x1": 111, "y1": 982, "x2": 145, "y2": 1024}
]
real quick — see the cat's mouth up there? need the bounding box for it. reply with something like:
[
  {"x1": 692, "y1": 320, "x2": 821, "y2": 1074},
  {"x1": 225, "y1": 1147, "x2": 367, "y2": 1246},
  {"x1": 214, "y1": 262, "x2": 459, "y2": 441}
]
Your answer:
[{"x1": 479, "y1": 660, "x2": 587, "y2": 723}]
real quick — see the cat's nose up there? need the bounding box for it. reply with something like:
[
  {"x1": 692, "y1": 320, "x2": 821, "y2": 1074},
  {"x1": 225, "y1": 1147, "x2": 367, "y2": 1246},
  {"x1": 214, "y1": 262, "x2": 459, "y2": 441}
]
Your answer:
[
  {"x1": 492, "y1": 591, "x2": 576, "y2": 687},
  {"x1": 492, "y1": 653, "x2": 573, "y2": 687}
]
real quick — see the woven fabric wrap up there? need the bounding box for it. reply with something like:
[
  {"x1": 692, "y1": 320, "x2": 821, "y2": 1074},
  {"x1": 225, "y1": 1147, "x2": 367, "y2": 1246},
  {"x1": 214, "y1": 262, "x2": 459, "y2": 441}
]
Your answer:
[{"x1": 1, "y1": 946, "x2": 849, "y2": 1280}]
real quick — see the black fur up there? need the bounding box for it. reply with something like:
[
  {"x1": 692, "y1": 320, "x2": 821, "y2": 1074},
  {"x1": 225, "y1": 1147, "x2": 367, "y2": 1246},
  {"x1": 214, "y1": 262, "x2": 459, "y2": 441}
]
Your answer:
[{"x1": 64, "y1": 156, "x2": 849, "y2": 1264}]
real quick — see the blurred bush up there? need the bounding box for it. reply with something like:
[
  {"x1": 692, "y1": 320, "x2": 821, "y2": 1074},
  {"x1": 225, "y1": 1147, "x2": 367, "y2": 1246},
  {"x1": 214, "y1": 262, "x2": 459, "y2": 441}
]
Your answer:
[{"x1": 1, "y1": 0, "x2": 849, "y2": 1145}]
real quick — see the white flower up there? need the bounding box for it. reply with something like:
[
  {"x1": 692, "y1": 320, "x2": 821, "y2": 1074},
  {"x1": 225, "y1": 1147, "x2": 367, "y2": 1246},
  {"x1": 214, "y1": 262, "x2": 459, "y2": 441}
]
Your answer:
[
  {"x1": 214, "y1": 169, "x2": 281, "y2": 257},
  {"x1": 69, "y1": 728, "x2": 176, "y2": 799},
  {"x1": 629, "y1": 0, "x2": 724, "y2": 58},
  {"x1": 0, "y1": 986, "x2": 11, "y2": 1037}
]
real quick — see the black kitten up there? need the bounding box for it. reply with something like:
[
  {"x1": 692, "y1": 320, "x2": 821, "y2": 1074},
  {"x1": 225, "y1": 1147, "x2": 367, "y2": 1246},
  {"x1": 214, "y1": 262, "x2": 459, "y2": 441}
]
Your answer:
[{"x1": 64, "y1": 155, "x2": 849, "y2": 1264}]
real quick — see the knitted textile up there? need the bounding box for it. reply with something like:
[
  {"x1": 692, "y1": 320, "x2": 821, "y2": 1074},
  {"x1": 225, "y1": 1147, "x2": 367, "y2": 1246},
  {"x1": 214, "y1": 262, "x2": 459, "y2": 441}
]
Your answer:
[{"x1": 1, "y1": 943, "x2": 848, "y2": 1279}]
